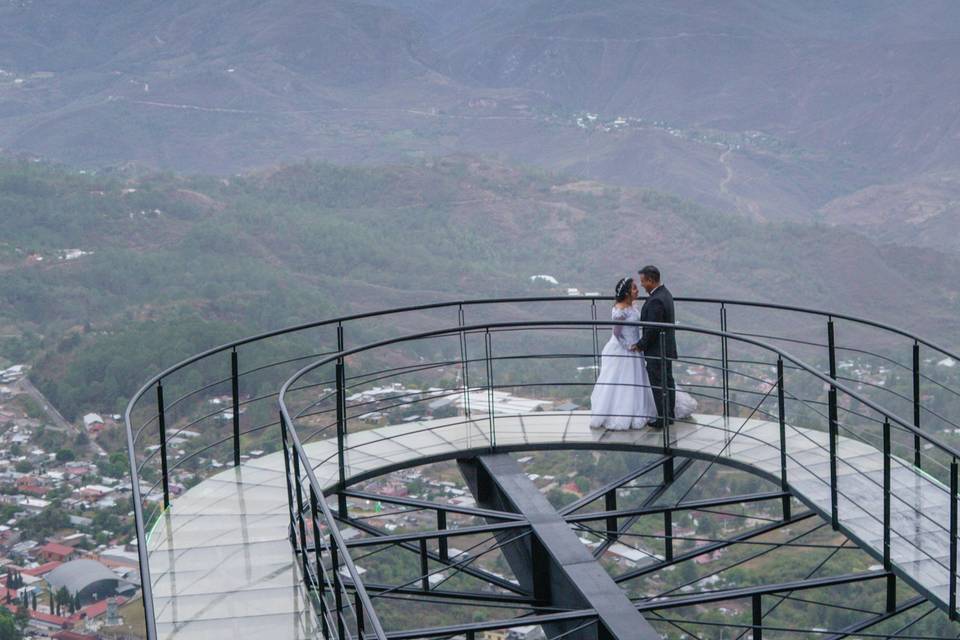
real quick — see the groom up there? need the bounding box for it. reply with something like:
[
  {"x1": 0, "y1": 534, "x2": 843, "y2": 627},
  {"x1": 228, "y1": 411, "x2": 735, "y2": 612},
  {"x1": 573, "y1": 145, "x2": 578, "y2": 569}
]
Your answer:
[{"x1": 633, "y1": 265, "x2": 677, "y2": 427}]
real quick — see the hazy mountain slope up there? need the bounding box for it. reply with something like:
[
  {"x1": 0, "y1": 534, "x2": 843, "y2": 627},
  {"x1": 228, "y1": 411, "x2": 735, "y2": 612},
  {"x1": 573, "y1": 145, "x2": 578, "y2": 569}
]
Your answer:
[
  {"x1": 433, "y1": 0, "x2": 960, "y2": 175},
  {"x1": 0, "y1": 0, "x2": 431, "y2": 82},
  {"x1": 1, "y1": 1, "x2": 959, "y2": 225},
  {"x1": 820, "y1": 170, "x2": 960, "y2": 254}
]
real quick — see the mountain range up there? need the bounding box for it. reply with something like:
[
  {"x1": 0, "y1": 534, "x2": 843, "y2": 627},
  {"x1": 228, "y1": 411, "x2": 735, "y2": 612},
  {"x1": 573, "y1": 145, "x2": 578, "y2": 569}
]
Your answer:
[{"x1": 2, "y1": 1, "x2": 960, "y2": 250}]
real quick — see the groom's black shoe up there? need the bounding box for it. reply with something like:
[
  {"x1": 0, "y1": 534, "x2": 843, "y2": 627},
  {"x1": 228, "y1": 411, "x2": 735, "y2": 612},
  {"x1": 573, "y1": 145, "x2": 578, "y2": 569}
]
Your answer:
[{"x1": 646, "y1": 419, "x2": 674, "y2": 428}]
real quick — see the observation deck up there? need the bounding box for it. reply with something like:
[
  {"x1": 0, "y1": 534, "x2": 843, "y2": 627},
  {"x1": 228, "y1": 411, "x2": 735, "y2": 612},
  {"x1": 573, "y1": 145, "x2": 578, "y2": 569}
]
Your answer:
[{"x1": 126, "y1": 298, "x2": 960, "y2": 639}]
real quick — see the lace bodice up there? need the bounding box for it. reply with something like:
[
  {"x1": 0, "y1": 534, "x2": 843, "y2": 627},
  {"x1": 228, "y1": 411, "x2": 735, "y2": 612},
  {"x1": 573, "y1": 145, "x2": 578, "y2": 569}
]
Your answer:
[{"x1": 611, "y1": 305, "x2": 640, "y2": 350}]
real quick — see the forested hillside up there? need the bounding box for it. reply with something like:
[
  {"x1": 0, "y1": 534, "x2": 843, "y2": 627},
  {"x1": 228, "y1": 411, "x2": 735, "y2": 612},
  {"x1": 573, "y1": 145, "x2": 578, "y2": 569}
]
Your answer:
[{"x1": 1, "y1": 153, "x2": 959, "y2": 419}]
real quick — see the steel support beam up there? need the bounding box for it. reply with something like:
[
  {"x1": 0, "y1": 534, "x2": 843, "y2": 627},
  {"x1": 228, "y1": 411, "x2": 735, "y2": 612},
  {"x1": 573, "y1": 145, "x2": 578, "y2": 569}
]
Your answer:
[
  {"x1": 592, "y1": 458, "x2": 693, "y2": 559},
  {"x1": 342, "y1": 515, "x2": 530, "y2": 596},
  {"x1": 357, "y1": 582, "x2": 541, "y2": 605},
  {"x1": 561, "y1": 456, "x2": 672, "y2": 515},
  {"x1": 459, "y1": 454, "x2": 661, "y2": 640},
  {"x1": 567, "y1": 490, "x2": 791, "y2": 524},
  {"x1": 341, "y1": 488, "x2": 524, "y2": 521},
  {"x1": 343, "y1": 520, "x2": 528, "y2": 548},
  {"x1": 383, "y1": 608, "x2": 597, "y2": 640},
  {"x1": 633, "y1": 570, "x2": 890, "y2": 611},
  {"x1": 822, "y1": 596, "x2": 924, "y2": 639},
  {"x1": 614, "y1": 511, "x2": 816, "y2": 583}
]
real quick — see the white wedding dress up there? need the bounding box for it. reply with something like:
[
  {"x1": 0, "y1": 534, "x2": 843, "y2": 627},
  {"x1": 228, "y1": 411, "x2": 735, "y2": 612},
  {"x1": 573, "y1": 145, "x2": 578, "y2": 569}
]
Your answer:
[{"x1": 589, "y1": 305, "x2": 698, "y2": 429}]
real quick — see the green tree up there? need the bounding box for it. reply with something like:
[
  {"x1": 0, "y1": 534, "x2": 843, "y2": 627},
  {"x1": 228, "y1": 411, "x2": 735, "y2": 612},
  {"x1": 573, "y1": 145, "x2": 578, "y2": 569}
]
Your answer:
[
  {"x1": 12, "y1": 605, "x2": 27, "y2": 634},
  {"x1": 55, "y1": 587, "x2": 70, "y2": 617},
  {"x1": 0, "y1": 606, "x2": 20, "y2": 640}
]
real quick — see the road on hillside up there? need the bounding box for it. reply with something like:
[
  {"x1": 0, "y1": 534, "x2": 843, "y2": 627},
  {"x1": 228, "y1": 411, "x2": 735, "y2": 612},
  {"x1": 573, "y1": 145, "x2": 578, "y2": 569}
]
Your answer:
[{"x1": 13, "y1": 377, "x2": 107, "y2": 457}]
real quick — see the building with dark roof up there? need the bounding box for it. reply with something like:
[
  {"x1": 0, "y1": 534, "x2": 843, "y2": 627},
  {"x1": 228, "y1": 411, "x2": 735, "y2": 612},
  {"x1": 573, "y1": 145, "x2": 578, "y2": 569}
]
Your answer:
[{"x1": 44, "y1": 559, "x2": 135, "y2": 605}]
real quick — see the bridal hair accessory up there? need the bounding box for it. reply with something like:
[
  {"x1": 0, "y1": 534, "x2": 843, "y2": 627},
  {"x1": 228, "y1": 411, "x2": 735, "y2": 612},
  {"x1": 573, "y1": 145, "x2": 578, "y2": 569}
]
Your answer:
[{"x1": 615, "y1": 277, "x2": 630, "y2": 298}]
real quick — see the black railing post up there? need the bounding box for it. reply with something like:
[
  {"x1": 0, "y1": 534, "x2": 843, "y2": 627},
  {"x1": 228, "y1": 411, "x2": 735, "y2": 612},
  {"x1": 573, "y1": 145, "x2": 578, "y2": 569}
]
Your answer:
[
  {"x1": 591, "y1": 298, "x2": 600, "y2": 380},
  {"x1": 156, "y1": 382, "x2": 170, "y2": 509},
  {"x1": 660, "y1": 331, "x2": 674, "y2": 483},
  {"x1": 664, "y1": 510, "x2": 674, "y2": 562},
  {"x1": 458, "y1": 305, "x2": 472, "y2": 418},
  {"x1": 951, "y1": 458, "x2": 958, "y2": 620},
  {"x1": 777, "y1": 357, "x2": 790, "y2": 520},
  {"x1": 829, "y1": 386, "x2": 839, "y2": 530},
  {"x1": 330, "y1": 534, "x2": 344, "y2": 639},
  {"x1": 752, "y1": 593, "x2": 762, "y2": 640},
  {"x1": 231, "y1": 348, "x2": 241, "y2": 467},
  {"x1": 292, "y1": 449, "x2": 307, "y2": 562},
  {"x1": 319, "y1": 592, "x2": 329, "y2": 639},
  {"x1": 886, "y1": 574, "x2": 896, "y2": 613},
  {"x1": 826, "y1": 318, "x2": 839, "y2": 530},
  {"x1": 720, "y1": 304, "x2": 730, "y2": 419},
  {"x1": 335, "y1": 361, "x2": 348, "y2": 516},
  {"x1": 309, "y1": 486, "x2": 323, "y2": 595},
  {"x1": 913, "y1": 341, "x2": 922, "y2": 468},
  {"x1": 659, "y1": 332, "x2": 668, "y2": 432},
  {"x1": 419, "y1": 538, "x2": 430, "y2": 591},
  {"x1": 438, "y1": 510, "x2": 449, "y2": 562},
  {"x1": 883, "y1": 418, "x2": 891, "y2": 571},
  {"x1": 484, "y1": 329, "x2": 496, "y2": 448},
  {"x1": 605, "y1": 489, "x2": 618, "y2": 544},
  {"x1": 280, "y1": 412, "x2": 296, "y2": 545},
  {"x1": 827, "y1": 318, "x2": 837, "y2": 381},
  {"x1": 355, "y1": 590, "x2": 365, "y2": 637}
]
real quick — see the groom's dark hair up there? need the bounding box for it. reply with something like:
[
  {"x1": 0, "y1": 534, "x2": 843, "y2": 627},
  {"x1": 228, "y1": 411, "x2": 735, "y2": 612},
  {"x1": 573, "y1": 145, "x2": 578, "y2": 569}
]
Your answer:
[{"x1": 638, "y1": 265, "x2": 661, "y2": 282}]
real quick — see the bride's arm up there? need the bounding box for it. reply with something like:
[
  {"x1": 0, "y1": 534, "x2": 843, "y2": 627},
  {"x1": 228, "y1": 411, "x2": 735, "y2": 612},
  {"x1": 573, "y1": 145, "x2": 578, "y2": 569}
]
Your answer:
[{"x1": 612, "y1": 310, "x2": 635, "y2": 351}]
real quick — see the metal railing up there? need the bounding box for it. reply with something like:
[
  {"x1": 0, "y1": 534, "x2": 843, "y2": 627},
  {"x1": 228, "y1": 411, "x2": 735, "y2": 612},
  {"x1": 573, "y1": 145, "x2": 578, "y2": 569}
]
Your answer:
[
  {"x1": 123, "y1": 297, "x2": 960, "y2": 639},
  {"x1": 275, "y1": 318, "x2": 960, "y2": 636}
]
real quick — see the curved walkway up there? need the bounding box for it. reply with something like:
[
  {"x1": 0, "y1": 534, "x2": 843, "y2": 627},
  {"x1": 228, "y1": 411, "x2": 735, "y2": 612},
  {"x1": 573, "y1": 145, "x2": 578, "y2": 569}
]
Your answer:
[{"x1": 146, "y1": 411, "x2": 957, "y2": 639}]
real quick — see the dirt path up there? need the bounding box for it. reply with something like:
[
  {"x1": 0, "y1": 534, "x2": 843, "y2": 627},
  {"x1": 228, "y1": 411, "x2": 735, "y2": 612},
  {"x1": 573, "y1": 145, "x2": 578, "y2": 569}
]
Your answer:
[
  {"x1": 15, "y1": 377, "x2": 107, "y2": 456},
  {"x1": 718, "y1": 147, "x2": 764, "y2": 220}
]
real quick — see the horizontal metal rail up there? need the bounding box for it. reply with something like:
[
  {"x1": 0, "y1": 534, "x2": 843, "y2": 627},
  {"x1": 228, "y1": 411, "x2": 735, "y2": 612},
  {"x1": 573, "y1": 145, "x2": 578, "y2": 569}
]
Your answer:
[{"x1": 125, "y1": 297, "x2": 960, "y2": 640}]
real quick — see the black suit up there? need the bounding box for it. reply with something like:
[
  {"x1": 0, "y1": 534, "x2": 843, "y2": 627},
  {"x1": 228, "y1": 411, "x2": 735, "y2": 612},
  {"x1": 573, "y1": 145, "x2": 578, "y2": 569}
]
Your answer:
[{"x1": 636, "y1": 285, "x2": 677, "y2": 422}]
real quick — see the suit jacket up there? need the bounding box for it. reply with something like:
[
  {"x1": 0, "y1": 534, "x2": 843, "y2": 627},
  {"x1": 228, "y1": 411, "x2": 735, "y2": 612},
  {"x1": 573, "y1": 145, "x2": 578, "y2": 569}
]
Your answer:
[{"x1": 636, "y1": 285, "x2": 678, "y2": 358}]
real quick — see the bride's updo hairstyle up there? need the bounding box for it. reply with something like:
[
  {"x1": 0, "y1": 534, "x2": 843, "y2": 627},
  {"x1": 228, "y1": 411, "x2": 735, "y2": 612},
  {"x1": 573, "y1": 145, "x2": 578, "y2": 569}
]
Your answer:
[{"x1": 614, "y1": 277, "x2": 634, "y2": 302}]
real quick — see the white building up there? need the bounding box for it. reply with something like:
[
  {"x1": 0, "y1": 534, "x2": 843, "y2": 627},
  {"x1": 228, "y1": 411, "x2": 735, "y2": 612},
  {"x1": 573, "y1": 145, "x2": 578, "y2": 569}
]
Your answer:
[
  {"x1": 455, "y1": 390, "x2": 553, "y2": 416},
  {"x1": 83, "y1": 413, "x2": 105, "y2": 429}
]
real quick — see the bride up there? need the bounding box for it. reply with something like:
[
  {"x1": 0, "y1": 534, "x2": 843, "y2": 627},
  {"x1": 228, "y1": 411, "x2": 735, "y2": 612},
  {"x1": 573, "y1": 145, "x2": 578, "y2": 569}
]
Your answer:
[{"x1": 590, "y1": 277, "x2": 697, "y2": 430}]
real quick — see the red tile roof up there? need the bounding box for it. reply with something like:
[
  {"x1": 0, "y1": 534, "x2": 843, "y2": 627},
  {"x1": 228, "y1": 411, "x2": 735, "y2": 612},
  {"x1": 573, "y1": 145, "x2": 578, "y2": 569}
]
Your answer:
[
  {"x1": 72, "y1": 595, "x2": 126, "y2": 621},
  {"x1": 53, "y1": 632, "x2": 97, "y2": 640},
  {"x1": 37, "y1": 543, "x2": 75, "y2": 558},
  {"x1": 21, "y1": 561, "x2": 62, "y2": 576},
  {"x1": 28, "y1": 609, "x2": 70, "y2": 627}
]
